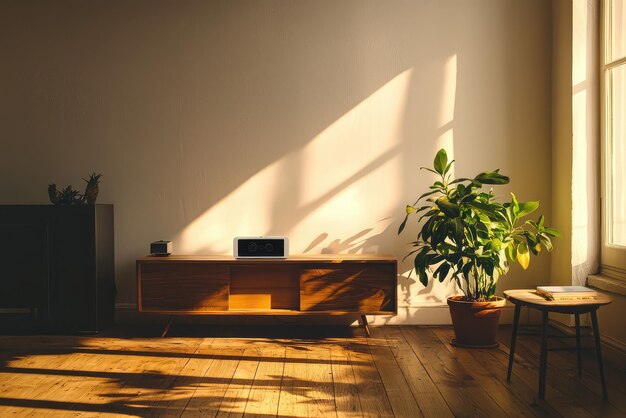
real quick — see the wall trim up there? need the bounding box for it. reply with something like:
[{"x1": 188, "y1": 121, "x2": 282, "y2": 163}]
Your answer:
[
  {"x1": 588, "y1": 274, "x2": 626, "y2": 296},
  {"x1": 550, "y1": 318, "x2": 626, "y2": 366}
]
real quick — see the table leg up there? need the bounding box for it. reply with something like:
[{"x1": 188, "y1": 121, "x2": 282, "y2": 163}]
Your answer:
[
  {"x1": 575, "y1": 313, "x2": 582, "y2": 378},
  {"x1": 538, "y1": 311, "x2": 549, "y2": 400},
  {"x1": 507, "y1": 304, "x2": 521, "y2": 381},
  {"x1": 161, "y1": 316, "x2": 175, "y2": 338},
  {"x1": 590, "y1": 309, "x2": 608, "y2": 401},
  {"x1": 360, "y1": 315, "x2": 371, "y2": 337}
]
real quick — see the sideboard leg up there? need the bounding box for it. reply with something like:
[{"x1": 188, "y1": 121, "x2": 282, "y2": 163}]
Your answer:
[
  {"x1": 360, "y1": 315, "x2": 371, "y2": 337},
  {"x1": 161, "y1": 316, "x2": 175, "y2": 338}
]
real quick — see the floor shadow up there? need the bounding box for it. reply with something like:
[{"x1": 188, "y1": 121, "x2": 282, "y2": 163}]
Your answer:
[{"x1": 0, "y1": 327, "x2": 381, "y2": 417}]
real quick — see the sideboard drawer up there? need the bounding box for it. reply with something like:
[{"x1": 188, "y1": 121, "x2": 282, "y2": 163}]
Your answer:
[
  {"x1": 139, "y1": 263, "x2": 229, "y2": 312},
  {"x1": 299, "y1": 264, "x2": 396, "y2": 313}
]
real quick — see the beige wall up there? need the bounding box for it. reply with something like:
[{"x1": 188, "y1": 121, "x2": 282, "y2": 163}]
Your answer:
[
  {"x1": 550, "y1": 0, "x2": 601, "y2": 287},
  {"x1": 551, "y1": 0, "x2": 574, "y2": 288},
  {"x1": 0, "y1": 0, "x2": 553, "y2": 324}
]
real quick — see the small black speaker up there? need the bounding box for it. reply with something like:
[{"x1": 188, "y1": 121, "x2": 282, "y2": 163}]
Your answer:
[
  {"x1": 233, "y1": 237, "x2": 288, "y2": 258},
  {"x1": 150, "y1": 240, "x2": 172, "y2": 256}
]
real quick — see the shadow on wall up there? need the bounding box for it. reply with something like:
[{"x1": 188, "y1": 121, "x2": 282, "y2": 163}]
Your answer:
[
  {"x1": 146, "y1": 0, "x2": 465, "y2": 305},
  {"x1": 0, "y1": 1, "x2": 553, "y2": 308}
]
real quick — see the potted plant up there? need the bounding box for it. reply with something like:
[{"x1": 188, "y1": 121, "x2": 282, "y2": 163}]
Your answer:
[{"x1": 398, "y1": 149, "x2": 559, "y2": 348}]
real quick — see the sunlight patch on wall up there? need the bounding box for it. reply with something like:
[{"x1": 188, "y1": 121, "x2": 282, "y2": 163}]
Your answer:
[
  {"x1": 289, "y1": 157, "x2": 401, "y2": 254},
  {"x1": 438, "y1": 54, "x2": 457, "y2": 128},
  {"x1": 435, "y1": 54, "x2": 457, "y2": 179},
  {"x1": 178, "y1": 157, "x2": 285, "y2": 254},
  {"x1": 572, "y1": 88, "x2": 589, "y2": 273},
  {"x1": 177, "y1": 70, "x2": 415, "y2": 255},
  {"x1": 299, "y1": 69, "x2": 413, "y2": 207}
]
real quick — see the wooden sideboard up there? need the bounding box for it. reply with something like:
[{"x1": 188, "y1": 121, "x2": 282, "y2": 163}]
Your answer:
[{"x1": 136, "y1": 255, "x2": 397, "y2": 336}]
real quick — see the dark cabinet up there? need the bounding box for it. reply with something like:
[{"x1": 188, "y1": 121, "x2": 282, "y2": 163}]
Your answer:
[{"x1": 0, "y1": 205, "x2": 114, "y2": 333}]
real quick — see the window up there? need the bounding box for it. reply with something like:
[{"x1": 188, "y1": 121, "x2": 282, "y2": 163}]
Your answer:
[{"x1": 601, "y1": 0, "x2": 626, "y2": 279}]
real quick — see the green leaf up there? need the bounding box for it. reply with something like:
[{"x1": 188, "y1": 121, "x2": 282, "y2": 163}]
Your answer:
[
  {"x1": 484, "y1": 261, "x2": 495, "y2": 277},
  {"x1": 477, "y1": 213, "x2": 491, "y2": 225},
  {"x1": 518, "y1": 200, "x2": 539, "y2": 218},
  {"x1": 474, "y1": 170, "x2": 510, "y2": 185},
  {"x1": 526, "y1": 219, "x2": 538, "y2": 229},
  {"x1": 524, "y1": 231, "x2": 538, "y2": 255},
  {"x1": 449, "y1": 177, "x2": 471, "y2": 185},
  {"x1": 538, "y1": 233, "x2": 554, "y2": 251},
  {"x1": 413, "y1": 246, "x2": 431, "y2": 266},
  {"x1": 453, "y1": 218, "x2": 464, "y2": 244},
  {"x1": 504, "y1": 206, "x2": 515, "y2": 227},
  {"x1": 544, "y1": 227, "x2": 561, "y2": 237},
  {"x1": 429, "y1": 254, "x2": 445, "y2": 264},
  {"x1": 468, "y1": 200, "x2": 499, "y2": 218},
  {"x1": 420, "y1": 167, "x2": 440, "y2": 176},
  {"x1": 444, "y1": 159, "x2": 455, "y2": 175},
  {"x1": 517, "y1": 242, "x2": 530, "y2": 270},
  {"x1": 506, "y1": 242, "x2": 518, "y2": 261},
  {"x1": 462, "y1": 262, "x2": 473, "y2": 279},
  {"x1": 418, "y1": 267, "x2": 429, "y2": 287},
  {"x1": 398, "y1": 214, "x2": 410, "y2": 234},
  {"x1": 510, "y1": 193, "x2": 520, "y2": 218},
  {"x1": 487, "y1": 238, "x2": 502, "y2": 252},
  {"x1": 399, "y1": 205, "x2": 430, "y2": 234},
  {"x1": 418, "y1": 207, "x2": 440, "y2": 222},
  {"x1": 402, "y1": 246, "x2": 423, "y2": 262},
  {"x1": 435, "y1": 263, "x2": 451, "y2": 283},
  {"x1": 431, "y1": 221, "x2": 448, "y2": 249},
  {"x1": 421, "y1": 217, "x2": 436, "y2": 241},
  {"x1": 414, "y1": 189, "x2": 441, "y2": 204},
  {"x1": 434, "y1": 149, "x2": 448, "y2": 175},
  {"x1": 486, "y1": 281, "x2": 497, "y2": 298},
  {"x1": 436, "y1": 196, "x2": 461, "y2": 218}
]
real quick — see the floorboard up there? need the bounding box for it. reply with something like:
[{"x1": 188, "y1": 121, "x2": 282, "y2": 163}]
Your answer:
[
  {"x1": 330, "y1": 343, "x2": 363, "y2": 418},
  {"x1": 276, "y1": 345, "x2": 308, "y2": 417},
  {"x1": 0, "y1": 325, "x2": 623, "y2": 417},
  {"x1": 215, "y1": 346, "x2": 260, "y2": 418},
  {"x1": 379, "y1": 327, "x2": 453, "y2": 418},
  {"x1": 368, "y1": 328, "x2": 422, "y2": 418}
]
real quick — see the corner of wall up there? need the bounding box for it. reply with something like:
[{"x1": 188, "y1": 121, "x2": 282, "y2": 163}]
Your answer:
[{"x1": 550, "y1": 0, "x2": 574, "y2": 287}]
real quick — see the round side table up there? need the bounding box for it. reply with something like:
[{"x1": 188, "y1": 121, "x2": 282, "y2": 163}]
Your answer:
[{"x1": 503, "y1": 289, "x2": 612, "y2": 400}]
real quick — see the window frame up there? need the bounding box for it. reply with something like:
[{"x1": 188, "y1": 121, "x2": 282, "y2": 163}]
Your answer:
[{"x1": 600, "y1": 0, "x2": 626, "y2": 281}]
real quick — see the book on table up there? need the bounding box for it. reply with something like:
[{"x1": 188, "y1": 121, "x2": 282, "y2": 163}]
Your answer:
[{"x1": 536, "y1": 285, "x2": 597, "y2": 300}]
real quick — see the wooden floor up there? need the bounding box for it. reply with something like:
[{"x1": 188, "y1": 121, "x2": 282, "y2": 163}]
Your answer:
[{"x1": 0, "y1": 325, "x2": 624, "y2": 417}]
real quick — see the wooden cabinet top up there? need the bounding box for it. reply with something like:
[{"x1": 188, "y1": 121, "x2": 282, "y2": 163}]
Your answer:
[{"x1": 137, "y1": 254, "x2": 396, "y2": 264}]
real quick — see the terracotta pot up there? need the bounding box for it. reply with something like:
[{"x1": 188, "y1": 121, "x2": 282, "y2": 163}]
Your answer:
[{"x1": 447, "y1": 295, "x2": 506, "y2": 348}]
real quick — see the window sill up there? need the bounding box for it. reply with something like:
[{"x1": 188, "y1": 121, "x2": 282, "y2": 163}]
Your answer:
[{"x1": 588, "y1": 274, "x2": 626, "y2": 296}]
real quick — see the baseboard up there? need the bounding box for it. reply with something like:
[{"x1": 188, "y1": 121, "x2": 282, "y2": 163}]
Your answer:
[
  {"x1": 115, "y1": 303, "x2": 140, "y2": 322},
  {"x1": 549, "y1": 318, "x2": 626, "y2": 368}
]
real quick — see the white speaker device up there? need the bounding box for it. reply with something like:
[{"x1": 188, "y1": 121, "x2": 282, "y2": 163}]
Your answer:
[{"x1": 233, "y1": 236, "x2": 289, "y2": 258}]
